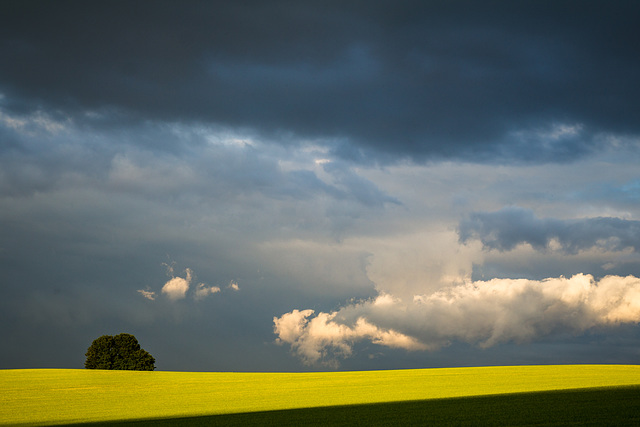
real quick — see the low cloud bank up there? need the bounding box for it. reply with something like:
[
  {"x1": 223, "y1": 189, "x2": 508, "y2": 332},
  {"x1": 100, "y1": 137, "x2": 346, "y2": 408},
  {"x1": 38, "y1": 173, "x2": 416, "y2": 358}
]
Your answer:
[
  {"x1": 274, "y1": 274, "x2": 640, "y2": 366},
  {"x1": 459, "y1": 207, "x2": 640, "y2": 253}
]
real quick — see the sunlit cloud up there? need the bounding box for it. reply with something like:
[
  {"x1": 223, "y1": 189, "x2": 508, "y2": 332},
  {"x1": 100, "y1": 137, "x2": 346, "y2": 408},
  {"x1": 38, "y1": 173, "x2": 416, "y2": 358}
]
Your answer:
[
  {"x1": 275, "y1": 274, "x2": 640, "y2": 366},
  {"x1": 139, "y1": 264, "x2": 230, "y2": 302},
  {"x1": 274, "y1": 307, "x2": 426, "y2": 367},
  {"x1": 161, "y1": 268, "x2": 193, "y2": 301}
]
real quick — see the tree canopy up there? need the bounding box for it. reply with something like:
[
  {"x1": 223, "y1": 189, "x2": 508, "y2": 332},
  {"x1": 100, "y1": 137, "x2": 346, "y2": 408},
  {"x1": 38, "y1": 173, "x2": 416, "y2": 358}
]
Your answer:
[{"x1": 85, "y1": 333, "x2": 155, "y2": 370}]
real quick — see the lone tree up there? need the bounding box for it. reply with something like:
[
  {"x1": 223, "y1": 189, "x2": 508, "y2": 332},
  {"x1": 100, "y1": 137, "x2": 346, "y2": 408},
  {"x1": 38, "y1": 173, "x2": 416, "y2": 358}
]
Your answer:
[{"x1": 85, "y1": 333, "x2": 155, "y2": 370}]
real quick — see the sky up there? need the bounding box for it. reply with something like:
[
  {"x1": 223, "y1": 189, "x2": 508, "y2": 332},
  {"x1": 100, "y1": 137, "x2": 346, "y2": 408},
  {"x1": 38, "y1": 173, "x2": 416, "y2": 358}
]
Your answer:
[{"x1": 1, "y1": 0, "x2": 640, "y2": 372}]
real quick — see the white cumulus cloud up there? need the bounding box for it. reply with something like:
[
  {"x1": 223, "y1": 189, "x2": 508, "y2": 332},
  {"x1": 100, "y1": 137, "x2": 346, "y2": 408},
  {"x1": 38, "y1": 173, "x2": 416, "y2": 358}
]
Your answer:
[
  {"x1": 274, "y1": 274, "x2": 640, "y2": 366},
  {"x1": 161, "y1": 268, "x2": 193, "y2": 300},
  {"x1": 273, "y1": 303, "x2": 427, "y2": 367}
]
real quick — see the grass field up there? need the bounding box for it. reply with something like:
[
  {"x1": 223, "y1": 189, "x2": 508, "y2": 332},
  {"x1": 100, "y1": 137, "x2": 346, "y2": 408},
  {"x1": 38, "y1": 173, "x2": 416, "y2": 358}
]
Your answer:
[{"x1": 2, "y1": 365, "x2": 640, "y2": 425}]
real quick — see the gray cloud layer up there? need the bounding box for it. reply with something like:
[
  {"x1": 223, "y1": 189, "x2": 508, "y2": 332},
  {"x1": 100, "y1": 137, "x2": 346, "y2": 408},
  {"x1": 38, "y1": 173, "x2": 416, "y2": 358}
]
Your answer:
[
  {"x1": 459, "y1": 207, "x2": 640, "y2": 254},
  {"x1": 2, "y1": 1, "x2": 639, "y2": 163}
]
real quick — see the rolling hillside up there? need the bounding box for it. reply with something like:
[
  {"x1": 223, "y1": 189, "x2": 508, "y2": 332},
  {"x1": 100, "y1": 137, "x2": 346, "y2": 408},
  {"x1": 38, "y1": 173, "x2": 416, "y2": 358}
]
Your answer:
[{"x1": 2, "y1": 365, "x2": 640, "y2": 425}]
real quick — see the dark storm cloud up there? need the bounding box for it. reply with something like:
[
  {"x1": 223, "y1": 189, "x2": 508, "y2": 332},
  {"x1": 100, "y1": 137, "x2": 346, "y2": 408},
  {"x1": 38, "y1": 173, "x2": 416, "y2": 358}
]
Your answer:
[
  {"x1": 2, "y1": 1, "x2": 639, "y2": 163},
  {"x1": 459, "y1": 207, "x2": 640, "y2": 254}
]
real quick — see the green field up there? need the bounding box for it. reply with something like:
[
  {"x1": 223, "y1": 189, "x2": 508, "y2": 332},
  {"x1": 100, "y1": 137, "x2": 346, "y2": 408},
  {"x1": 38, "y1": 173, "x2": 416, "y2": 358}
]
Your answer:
[{"x1": 2, "y1": 365, "x2": 640, "y2": 426}]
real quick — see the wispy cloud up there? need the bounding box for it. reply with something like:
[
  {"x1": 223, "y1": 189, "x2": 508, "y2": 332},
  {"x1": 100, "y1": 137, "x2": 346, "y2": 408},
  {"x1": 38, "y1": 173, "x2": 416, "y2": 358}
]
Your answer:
[
  {"x1": 195, "y1": 283, "x2": 221, "y2": 300},
  {"x1": 137, "y1": 289, "x2": 156, "y2": 301},
  {"x1": 274, "y1": 274, "x2": 640, "y2": 366}
]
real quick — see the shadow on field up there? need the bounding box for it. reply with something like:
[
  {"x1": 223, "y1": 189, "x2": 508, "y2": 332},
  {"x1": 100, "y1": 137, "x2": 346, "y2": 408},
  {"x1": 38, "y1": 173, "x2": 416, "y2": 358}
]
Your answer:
[{"x1": 83, "y1": 386, "x2": 640, "y2": 426}]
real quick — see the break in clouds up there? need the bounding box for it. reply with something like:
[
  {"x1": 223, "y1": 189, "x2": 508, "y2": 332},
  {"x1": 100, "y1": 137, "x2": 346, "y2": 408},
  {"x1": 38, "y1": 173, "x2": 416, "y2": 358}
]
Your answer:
[{"x1": 274, "y1": 274, "x2": 640, "y2": 367}]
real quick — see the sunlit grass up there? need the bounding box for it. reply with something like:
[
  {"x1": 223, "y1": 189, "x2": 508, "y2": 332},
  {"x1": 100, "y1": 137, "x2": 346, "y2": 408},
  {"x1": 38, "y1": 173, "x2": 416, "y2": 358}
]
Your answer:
[{"x1": 2, "y1": 365, "x2": 640, "y2": 425}]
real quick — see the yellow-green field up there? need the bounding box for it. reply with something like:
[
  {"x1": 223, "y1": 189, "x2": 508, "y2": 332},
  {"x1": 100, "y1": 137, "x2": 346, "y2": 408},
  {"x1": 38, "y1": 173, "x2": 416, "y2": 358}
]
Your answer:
[{"x1": 2, "y1": 365, "x2": 640, "y2": 426}]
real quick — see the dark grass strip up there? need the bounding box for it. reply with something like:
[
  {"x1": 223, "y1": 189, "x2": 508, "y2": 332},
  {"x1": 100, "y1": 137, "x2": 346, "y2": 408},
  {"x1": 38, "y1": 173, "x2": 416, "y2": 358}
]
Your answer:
[{"x1": 80, "y1": 385, "x2": 640, "y2": 426}]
